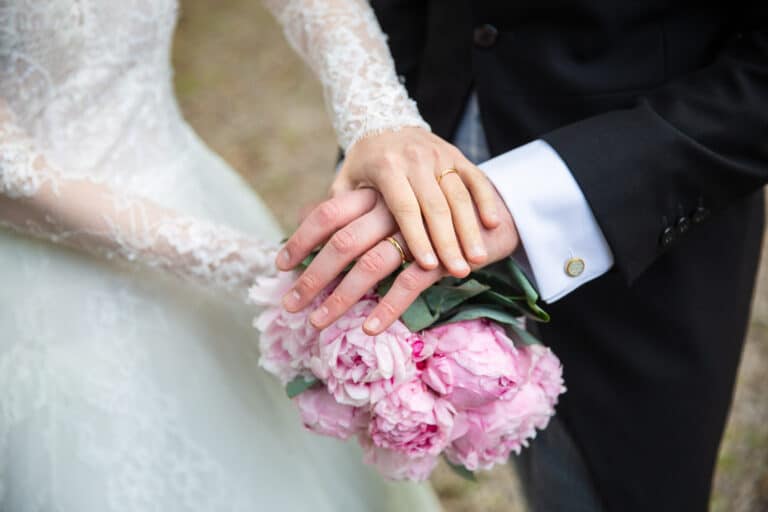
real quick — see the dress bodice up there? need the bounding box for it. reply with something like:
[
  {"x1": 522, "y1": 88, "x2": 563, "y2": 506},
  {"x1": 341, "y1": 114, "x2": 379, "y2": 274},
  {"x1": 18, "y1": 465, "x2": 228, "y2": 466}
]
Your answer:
[{"x1": 0, "y1": 0, "x2": 186, "y2": 187}]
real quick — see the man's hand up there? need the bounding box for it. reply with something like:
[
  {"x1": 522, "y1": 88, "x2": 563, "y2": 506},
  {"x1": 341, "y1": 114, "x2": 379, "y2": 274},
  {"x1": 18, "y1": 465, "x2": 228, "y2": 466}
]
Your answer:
[
  {"x1": 329, "y1": 127, "x2": 501, "y2": 277},
  {"x1": 276, "y1": 188, "x2": 518, "y2": 335}
]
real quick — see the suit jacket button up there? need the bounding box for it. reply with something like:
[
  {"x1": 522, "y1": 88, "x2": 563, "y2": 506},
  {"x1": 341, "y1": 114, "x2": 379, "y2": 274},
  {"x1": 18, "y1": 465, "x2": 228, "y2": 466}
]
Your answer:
[
  {"x1": 676, "y1": 216, "x2": 691, "y2": 234},
  {"x1": 660, "y1": 227, "x2": 675, "y2": 248},
  {"x1": 474, "y1": 24, "x2": 499, "y2": 48},
  {"x1": 692, "y1": 206, "x2": 710, "y2": 224}
]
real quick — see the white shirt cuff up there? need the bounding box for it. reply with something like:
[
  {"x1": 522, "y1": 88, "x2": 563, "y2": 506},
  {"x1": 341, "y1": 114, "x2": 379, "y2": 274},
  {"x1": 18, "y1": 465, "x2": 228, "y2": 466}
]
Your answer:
[{"x1": 479, "y1": 140, "x2": 614, "y2": 302}]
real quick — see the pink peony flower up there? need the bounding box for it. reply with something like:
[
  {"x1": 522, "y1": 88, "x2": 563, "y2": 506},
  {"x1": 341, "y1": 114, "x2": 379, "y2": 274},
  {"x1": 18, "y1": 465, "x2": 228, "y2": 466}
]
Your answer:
[
  {"x1": 294, "y1": 387, "x2": 368, "y2": 440},
  {"x1": 525, "y1": 344, "x2": 566, "y2": 407},
  {"x1": 310, "y1": 299, "x2": 428, "y2": 406},
  {"x1": 421, "y1": 319, "x2": 525, "y2": 409},
  {"x1": 369, "y1": 379, "x2": 456, "y2": 458},
  {"x1": 445, "y1": 383, "x2": 554, "y2": 471},
  {"x1": 249, "y1": 272, "x2": 333, "y2": 384},
  {"x1": 359, "y1": 433, "x2": 439, "y2": 481}
]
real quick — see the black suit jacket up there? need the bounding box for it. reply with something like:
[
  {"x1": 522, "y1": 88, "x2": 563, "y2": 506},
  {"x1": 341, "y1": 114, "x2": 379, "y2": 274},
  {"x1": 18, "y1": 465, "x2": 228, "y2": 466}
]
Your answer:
[
  {"x1": 371, "y1": 2, "x2": 768, "y2": 510},
  {"x1": 374, "y1": 1, "x2": 767, "y2": 282}
]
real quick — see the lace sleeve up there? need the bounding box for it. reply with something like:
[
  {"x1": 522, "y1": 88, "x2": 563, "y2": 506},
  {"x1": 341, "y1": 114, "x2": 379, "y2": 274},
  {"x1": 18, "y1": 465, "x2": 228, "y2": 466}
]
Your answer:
[
  {"x1": 0, "y1": 102, "x2": 278, "y2": 296},
  {"x1": 263, "y1": 0, "x2": 430, "y2": 151}
]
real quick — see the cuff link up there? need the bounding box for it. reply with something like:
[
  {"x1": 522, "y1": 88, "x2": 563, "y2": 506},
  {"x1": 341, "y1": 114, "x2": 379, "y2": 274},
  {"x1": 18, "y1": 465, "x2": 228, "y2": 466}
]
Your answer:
[{"x1": 565, "y1": 257, "x2": 585, "y2": 277}]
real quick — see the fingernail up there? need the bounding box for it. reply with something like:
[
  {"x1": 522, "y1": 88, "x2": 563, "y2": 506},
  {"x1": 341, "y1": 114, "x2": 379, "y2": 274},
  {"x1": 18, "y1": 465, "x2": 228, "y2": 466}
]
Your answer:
[
  {"x1": 452, "y1": 259, "x2": 470, "y2": 273},
  {"x1": 282, "y1": 289, "x2": 301, "y2": 309},
  {"x1": 364, "y1": 316, "x2": 381, "y2": 333},
  {"x1": 423, "y1": 253, "x2": 438, "y2": 267},
  {"x1": 278, "y1": 248, "x2": 291, "y2": 267},
  {"x1": 310, "y1": 306, "x2": 328, "y2": 326},
  {"x1": 469, "y1": 245, "x2": 487, "y2": 259}
]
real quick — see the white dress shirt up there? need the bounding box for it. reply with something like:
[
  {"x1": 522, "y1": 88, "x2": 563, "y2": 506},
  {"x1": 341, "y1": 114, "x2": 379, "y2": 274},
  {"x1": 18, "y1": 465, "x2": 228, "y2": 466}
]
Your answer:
[{"x1": 480, "y1": 140, "x2": 614, "y2": 302}]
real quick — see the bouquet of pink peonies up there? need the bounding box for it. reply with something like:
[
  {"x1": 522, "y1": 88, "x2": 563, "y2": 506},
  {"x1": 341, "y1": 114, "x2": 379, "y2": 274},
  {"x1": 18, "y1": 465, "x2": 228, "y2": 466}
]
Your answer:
[{"x1": 249, "y1": 258, "x2": 565, "y2": 481}]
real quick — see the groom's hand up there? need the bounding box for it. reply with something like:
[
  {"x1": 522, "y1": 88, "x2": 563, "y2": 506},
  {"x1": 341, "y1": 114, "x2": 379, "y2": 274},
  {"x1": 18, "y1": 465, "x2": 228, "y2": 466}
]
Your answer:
[{"x1": 276, "y1": 188, "x2": 518, "y2": 335}]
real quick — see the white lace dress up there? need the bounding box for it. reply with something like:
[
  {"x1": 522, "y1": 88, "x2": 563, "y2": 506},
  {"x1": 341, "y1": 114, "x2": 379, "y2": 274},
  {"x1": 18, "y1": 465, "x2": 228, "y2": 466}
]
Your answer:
[{"x1": 0, "y1": 0, "x2": 439, "y2": 510}]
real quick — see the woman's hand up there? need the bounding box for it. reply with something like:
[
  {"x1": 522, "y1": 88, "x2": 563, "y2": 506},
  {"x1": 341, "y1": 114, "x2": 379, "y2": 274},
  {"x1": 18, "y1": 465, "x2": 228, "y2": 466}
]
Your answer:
[
  {"x1": 276, "y1": 188, "x2": 518, "y2": 335},
  {"x1": 331, "y1": 127, "x2": 501, "y2": 277}
]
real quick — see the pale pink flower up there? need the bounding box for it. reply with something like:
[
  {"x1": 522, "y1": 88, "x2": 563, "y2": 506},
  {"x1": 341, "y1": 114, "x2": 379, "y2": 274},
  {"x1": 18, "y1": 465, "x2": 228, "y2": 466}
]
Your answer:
[
  {"x1": 445, "y1": 383, "x2": 554, "y2": 471},
  {"x1": 369, "y1": 379, "x2": 456, "y2": 457},
  {"x1": 310, "y1": 299, "x2": 426, "y2": 406},
  {"x1": 359, "y1": 433, "x2": 439, "y2": 481},
  {"x1": 249, "y1": 272, "x2": 332, "y2": 384},
  {"x1": 525, "y1": 344, "x2": 566, "y2": 406},
  {"x1": 294, "y1": 387, "x2": 368, "y2": 440},
  {"x1": 421, "y1": 319, "x2": 524, "y2": 409}
]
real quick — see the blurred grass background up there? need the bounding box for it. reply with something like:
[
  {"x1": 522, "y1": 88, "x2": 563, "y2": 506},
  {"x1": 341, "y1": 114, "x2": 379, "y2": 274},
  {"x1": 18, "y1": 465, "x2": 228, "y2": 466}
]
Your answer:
[{"x1": 172, "y1": 1, "x2": 768, "y2": 510}]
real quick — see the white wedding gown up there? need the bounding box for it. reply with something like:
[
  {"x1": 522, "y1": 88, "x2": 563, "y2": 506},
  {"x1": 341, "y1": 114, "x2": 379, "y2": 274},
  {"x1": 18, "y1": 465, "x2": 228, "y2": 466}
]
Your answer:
[{"x1": 0, "y1": 0, "x2": 439, "y2": 510}]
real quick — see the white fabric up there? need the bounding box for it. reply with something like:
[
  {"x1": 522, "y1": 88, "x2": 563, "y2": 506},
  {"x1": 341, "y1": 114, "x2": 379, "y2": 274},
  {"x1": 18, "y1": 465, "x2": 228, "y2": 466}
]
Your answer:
[
  {"x1": 264, "y1": 0, "x2": 430, "y2": 151},
  {"x1": 0, "y1": 1, "x2": 440, "y2": 511},
  {"x1": 480, "y1": 140, "x2": 614, "y2": 302}
]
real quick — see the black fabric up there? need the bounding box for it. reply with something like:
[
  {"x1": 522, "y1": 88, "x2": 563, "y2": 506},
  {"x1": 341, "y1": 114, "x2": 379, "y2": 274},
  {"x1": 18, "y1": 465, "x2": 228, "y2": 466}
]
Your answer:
[{"x1": 370, "y1": 2, "x2": 768, "y2": 510}]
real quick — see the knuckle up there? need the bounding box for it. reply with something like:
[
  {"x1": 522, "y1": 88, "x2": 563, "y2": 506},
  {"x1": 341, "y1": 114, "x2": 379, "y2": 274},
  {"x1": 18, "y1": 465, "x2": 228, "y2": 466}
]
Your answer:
[
  {"x1": 377, "y1": 300, "x2": 398, "y2": 318},
  {"x1": 391, "y1": 201, "x2": 420, "y2": 218},
  {"x1": 450, "y1": 190, "x2": 473, "y2": 209},
  {"x1": 329, "y1": 228, "x2": 357, "y2": 254},
  {"x1": 396, "y1": 270, "x2": 422, "y2": 293},
  {"x1": 428, "y1": 145, "x2": 442, "y2": 164},
  {"x1": 377, "y1": 152, "x2": 400, "y2": 171},
  {"x1": 296, "y1": 273, "x2": 320, "y2": 294},
  {"x1": 326, "y1": 292, "x2": 349, "y2": 310},
  {"x1": 359, "y1": 248, "x2": 386, "y2": 273},
  {"x1": 424, "y1": 198, "x2": 450, "y2": 216},
  {"x1": 315, "y1": 201, "x2": 340, "y2": 225},
  {"x1": 404, "y1": 144, "x2": 428, "y2": 165}
]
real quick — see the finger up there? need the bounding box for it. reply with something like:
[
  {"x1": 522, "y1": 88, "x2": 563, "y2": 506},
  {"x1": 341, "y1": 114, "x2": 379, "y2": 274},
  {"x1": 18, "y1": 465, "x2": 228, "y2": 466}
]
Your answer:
[
  {"x1": 328, "y1": 173, "x2": 355, "y2": 198},
  {"x1": 309, "y1": 233, "x2": 410, "y2": 329},
  {"x1": 457, "y1": 158, "x2": 501, "y2": 229},
  {"x1": 276, "y1": 189, "x2": 377, "y2": 271},
  {"x1": 298, "y1": 199, "x2": 323, "y2": 223},
  {"x1": 363, "y1": 263, "x2": 443, "y2": 335},
  {"x1": 409, "y1": 170, "x2": 470, "y2": 277},
  {"x1": 376, "y1": 173, "x2": 439, "y2": 270},
  {"x1": 438, "y1": 171, "x2": 488, "y2": 265},
  {"x1": 283, "y1": 200, "x2": 396, "y2": 312}
]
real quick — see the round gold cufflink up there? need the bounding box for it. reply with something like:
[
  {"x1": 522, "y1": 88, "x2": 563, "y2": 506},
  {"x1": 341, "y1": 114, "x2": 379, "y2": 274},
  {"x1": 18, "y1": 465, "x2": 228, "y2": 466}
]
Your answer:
[{"x1": 565, "y1": 257, "x2": 585, "y2": 277}]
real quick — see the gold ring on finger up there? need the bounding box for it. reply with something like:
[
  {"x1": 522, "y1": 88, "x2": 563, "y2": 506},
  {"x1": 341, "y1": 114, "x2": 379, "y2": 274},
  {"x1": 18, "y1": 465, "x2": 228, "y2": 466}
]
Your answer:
[
  {"x1": 385, "y1": 237, "x2": 409, "y2": 266},
  {"x1": 437, "y1": 168, "x2": 460, "y2": 185}
]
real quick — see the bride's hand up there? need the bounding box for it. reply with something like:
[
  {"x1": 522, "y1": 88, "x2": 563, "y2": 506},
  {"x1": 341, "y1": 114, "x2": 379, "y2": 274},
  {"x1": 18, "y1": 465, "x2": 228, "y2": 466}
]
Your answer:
[
  {"x1": 330, "y1": 127, "x2": 501, "y2": 277},
  {"x1": 277, "y1": 188, "x2": 518, "y2": 335}
]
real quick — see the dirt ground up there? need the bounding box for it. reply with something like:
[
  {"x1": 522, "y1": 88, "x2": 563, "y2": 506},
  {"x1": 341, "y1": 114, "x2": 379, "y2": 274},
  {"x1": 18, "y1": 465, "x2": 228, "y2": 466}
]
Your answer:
[{"x1": 172, "y1": 1, "x2": 768, "y2": 510}]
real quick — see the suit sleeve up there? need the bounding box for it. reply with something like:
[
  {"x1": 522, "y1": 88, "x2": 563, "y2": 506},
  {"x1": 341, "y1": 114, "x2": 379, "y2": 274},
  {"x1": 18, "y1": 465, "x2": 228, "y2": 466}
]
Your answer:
[{"x1": 541, "y1": 11, "x2": 768, "y2": 282}]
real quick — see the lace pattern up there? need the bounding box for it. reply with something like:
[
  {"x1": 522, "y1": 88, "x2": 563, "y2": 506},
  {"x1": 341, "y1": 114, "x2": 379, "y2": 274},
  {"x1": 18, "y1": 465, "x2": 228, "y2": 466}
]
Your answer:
[
  {"x1": 0, "y1": 103, "x2": 277, "y2": 295},
  {"x1": 264, "y1": 0, "x2": 430, "y2": 150}
]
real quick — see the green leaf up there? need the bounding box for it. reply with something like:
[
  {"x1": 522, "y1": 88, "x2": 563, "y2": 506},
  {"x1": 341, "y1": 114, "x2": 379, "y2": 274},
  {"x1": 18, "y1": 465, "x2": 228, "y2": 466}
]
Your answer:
[
  {"x1": 422, "y1": 279, "x2": 490, "y2": 316},
  {"x1": 400, "y1": 295, "x2": 439, "y2": 332},
  {"x1": 440, "y1": 306, "x2": 542, "y2": 346},
  {"x1": 375, "y1": 273, "x2": 396, "y2": 297},
  {"x1": 298, "y1": 250, "x2": 319, "y2": 270},
  {"x1": 443, "y1": 306, "x2": 521, "y2": 327},
  {"x1": 444, "y1": 458, "x2": 477, "y2": 482},
  {"x1": 504, "y1": 319, "x2": 543, "y2": 346},
  {"x1": 507, "y1": 259, "x2": 539, "y2": 303},
  {"x1": 506, "y1": 260, "x2": 550, "y2": 323},
  {"x1": 285, "y1": 375, "x2": 319, "y2": 398}
]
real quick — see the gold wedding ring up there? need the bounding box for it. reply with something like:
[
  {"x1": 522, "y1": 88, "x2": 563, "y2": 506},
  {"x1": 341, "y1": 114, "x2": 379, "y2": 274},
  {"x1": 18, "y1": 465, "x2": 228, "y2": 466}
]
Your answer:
[
  {"x1": 437, "y1": 168, "x2": 460, "y2": 185},
  {"x1": 386, "y1": 237, "x2": 408, "y2": 265}
]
